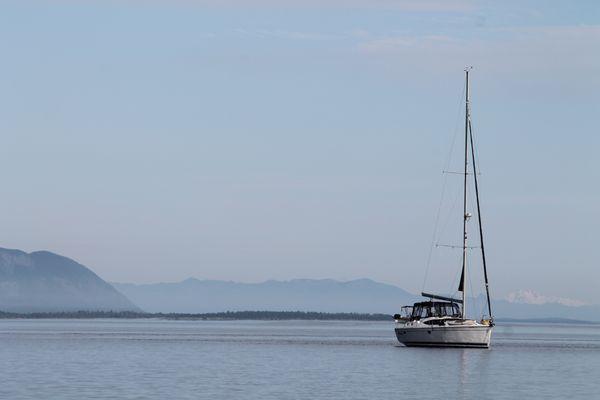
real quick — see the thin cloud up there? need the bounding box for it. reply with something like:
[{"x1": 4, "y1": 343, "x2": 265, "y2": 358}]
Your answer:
[
  {"x1": 356, "y1": 25, "x2": 600, "y2": 76},
  {"x1": 126, "y1": 0, "x2": 476, "y2": 12},
  {"x1": 234, "y1": 29, "x2": 342, "y2": 41},
  {"x1": 358, "y1": 34, "x2": 457, "y2": 53}
]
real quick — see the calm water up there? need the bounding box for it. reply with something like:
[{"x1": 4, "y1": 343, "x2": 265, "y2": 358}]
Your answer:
[{"x1": 1, "y1": 319, "x2": 599, "y2": 399}]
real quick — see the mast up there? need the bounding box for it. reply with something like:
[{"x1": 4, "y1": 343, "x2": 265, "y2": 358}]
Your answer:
[{"x1": 459, "y1": 67, "x2": 471, "y2": 319}]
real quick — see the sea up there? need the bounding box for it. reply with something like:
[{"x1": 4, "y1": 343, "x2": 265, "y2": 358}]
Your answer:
[{"x1": 1, "y1": 319, "x2": 599, "y2": 399}]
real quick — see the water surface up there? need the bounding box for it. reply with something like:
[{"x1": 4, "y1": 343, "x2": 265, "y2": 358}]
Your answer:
[{"x1": 1, "y1": 319, "x2": 599, "y2": 399}]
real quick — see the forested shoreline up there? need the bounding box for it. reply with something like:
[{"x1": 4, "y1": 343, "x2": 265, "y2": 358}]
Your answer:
[{"x1": 0, "y1": 310, "x2": 392, "y2": 321}]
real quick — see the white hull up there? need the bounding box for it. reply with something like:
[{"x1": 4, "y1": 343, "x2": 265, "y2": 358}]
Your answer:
[{"x1": 395, "y1": 321, "x2": 492, "y2": 348}]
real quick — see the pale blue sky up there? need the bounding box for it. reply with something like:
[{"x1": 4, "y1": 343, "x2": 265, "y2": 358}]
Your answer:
[{"x1": 0, "y1": 1, "x2": 598, "y2": 303}]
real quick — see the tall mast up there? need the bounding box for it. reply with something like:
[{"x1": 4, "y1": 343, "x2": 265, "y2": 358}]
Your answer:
[{"x1": 459, "y1": 67, "x2": 471, "y2": 319}]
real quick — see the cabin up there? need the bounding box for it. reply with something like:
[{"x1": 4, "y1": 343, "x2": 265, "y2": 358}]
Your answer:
[
  {"x1": 394, "y1": 301, "x2": 461, "y2": 321},
  {"x1": 409, "y1": 301, "x2": 461, "y2": 319}
]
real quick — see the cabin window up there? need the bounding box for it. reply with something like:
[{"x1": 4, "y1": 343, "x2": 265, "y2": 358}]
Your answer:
[
  {"x1": 400, "y1": 307, "x2": 413, "y2": 318},
  {"x1": 442, "y1": 303, "x2": 460, "y2": 317},
  {"x1": 441, "y1": 304, "x2": 452, "y2": 316},
  {"x1": 410, "y1": 302, "x2": 462, "y2": 319},
  {"x1": 411, "y1": 305, "x2": 424, "y2": 319}
]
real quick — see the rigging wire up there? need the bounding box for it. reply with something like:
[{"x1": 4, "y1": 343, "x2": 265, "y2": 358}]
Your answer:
[
  {"x1": 437, "y1": 177, "x2": 461, "y2": 243},
  {"x1": 468, "y1": 95, "x2": 484, "y2": 221},
  {"x1": 469, "y1": 118, "x2": 494, "y2": 320},
  {"x1": 467, "y1": 88, "x2": 486, "y2": 319},
  {"x1": 469, "y1": 120, "x2": 483, "y2": 189},
  {"x1": 421, "y1": 83, "x2": 466, "y2": 293},
  {"x1": 467, "y1": 83, "x2": 493, "y2": 320}
]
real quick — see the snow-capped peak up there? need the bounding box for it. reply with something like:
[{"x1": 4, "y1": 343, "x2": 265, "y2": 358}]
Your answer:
[{"x1": 506, "y1": 289, "x2": 587, "y2": 307}]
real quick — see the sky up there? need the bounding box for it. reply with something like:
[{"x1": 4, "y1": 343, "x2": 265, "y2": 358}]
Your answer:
[{"x1": 0, "y1": 0, "x2": 598, "y2": 304}]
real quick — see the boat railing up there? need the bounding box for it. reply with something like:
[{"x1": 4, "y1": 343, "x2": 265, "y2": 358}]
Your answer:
[{"x1": 393, "y1": 306, "x2": 413, "y2": 322}]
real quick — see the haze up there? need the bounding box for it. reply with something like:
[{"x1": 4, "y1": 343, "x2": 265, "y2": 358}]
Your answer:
[{"x1": 0, "y1": 0, "x2": 598, "y2": 304}]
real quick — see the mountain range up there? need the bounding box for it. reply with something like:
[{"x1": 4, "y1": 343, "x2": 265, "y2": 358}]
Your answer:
[
  {"x1": 113, "y1": 278, "x2": 600, "y2": 321},
  {"x1": 2, "y1": 246, "x2": 599, "y2": 321},
  {"x1": 0, "y1": 248, "x2": 139, "y2": 312},
  {"x1": 112, "y1": 278, "x2": 417, "y2": 314}
]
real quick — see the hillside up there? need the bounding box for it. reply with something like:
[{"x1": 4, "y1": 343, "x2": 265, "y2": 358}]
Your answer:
[
  {"x1": 113, "y1": 278, "x2": 600, "y2": 321},
  {"x1": 2, "y1": 245, "x2": 598, "y2": 320},
  {"x1": 112, "y1": 278, "x2": 418, "y2": 314},
  {"x1": 0, "y1": 248, "x2": 140, "y2": 312}
]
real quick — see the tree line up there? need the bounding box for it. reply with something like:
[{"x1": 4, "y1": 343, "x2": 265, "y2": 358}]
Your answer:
[{"x1": 0, "y1": 310, "x2": 392, "y2": 321}]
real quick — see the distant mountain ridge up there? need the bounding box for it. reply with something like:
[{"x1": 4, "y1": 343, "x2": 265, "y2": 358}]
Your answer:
[
  {"x1": 112, "y1": 278, "x2": 418, "y2": 314},
  {"x1": 112, "y1": 278, "x2": 600, "y2": 321},
  {"x1": 2, "y1": 245, "x2": 599, "y2": 321},
  {"x1": 0, "y1": 248, "x2": 139, "y2": 312}
]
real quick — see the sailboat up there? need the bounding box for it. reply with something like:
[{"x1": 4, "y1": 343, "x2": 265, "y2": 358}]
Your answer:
[{"x1": 394, "y1": 68, "x2": 494, "y2": 348}]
